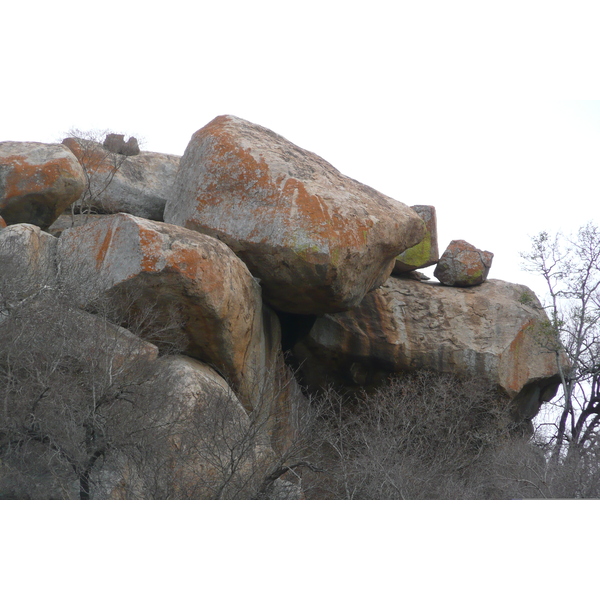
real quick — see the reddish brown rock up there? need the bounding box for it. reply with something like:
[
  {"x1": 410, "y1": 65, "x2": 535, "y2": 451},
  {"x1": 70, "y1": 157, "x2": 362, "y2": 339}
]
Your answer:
[
  {"x1": 62, "y1": 137, "x2": 179, "y2": 221},
  {"x1": 293, "y1": 277, "x2": 567, "y2": 421},
  {"x1": 0, "y1": 216, "x2": 6, "y2": 228},
  {"x1": 0, "y1": 142, "x2": 86, "y2": 228},
  {"x1": 164, "y1": 115, "x2": 426, "y2": 314},
  {"x1": 434, "y1": 239, "x2": 493, "y2": 286},
  {"x1": 393, "y1": 205, "x2": 439, "y2": 273}
]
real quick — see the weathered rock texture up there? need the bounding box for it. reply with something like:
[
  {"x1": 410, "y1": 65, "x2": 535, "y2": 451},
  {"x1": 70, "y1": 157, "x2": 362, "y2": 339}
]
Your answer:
[
  {"x1": 103, "y1": 133, "x2": 140, "y2": 156},
  {"x1": 47, "y1": 213, "x2": 111, "y2": 237},
  {"x1": 0, "y1": 224, "x2": 58, "y2": 301},
  {"x1": 293, "y1": 277, "x2": 565, "y2": 419},
  {"x1": 0, "y1": 142, "x2": 86, "y2": 228},
  {"x1": 63, "y1": 137, "x2": 179, "y2": 221},
  {"x1": 164, "y1": 115, "x2": 426, "y2": 314},
  {"x1": 56, "y1": 213, "x2": 268, "y2": 409},
  {"x1": 393, "y1": 205, "x2": 439, "y2": 274},
  {"x1": 434, "y1": 239, "x2": 493, "y2": 286}
]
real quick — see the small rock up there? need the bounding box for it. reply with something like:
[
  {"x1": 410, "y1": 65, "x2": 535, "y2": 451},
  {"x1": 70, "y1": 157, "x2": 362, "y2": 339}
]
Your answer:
[
  {"x1": 103, "y1": 133, "x2": 140, "y2": 156},
  {"x1": 434, "y1": 239, "x2": 493, "y2": 286}
]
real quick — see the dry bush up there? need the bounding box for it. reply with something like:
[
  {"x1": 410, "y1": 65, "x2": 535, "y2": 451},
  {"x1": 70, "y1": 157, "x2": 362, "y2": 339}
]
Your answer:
[
  {"x1": 61, "y1": 128, "x2": 141, "y2": 223},
  {"x1": 0, "y1": 244, "x2": 322, "y2": 499},
  {"x1": 313, "y1": 371, "x2": 520, "y2": 500}
]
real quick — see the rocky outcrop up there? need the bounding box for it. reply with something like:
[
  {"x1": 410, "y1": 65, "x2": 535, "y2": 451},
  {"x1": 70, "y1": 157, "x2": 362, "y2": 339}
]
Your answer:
[
  {"x1": 103, "y1": 133, "x2": 140, "y2": 156},
  {"x1": 56, "y1": 213, "x2": 269, "y2": 410},
  {"x1": 393, "y1": 205, "x2": 439, "y2": 274},
  {"x1": 0, "y1": 117, "x2": 572, "y2": 499},
  {"x1": 62, "y1": 137, "x2": 179, "y2": 221},
  {"x1": 293, "y1": 277, "x2": 566, "y2": 419},
  {"x1": 164, "y1": 115, "x2": 426, "y2": 314},
  {"x1": 434, "y1": 239, "x2": 493, "y2": 286},
  {"x1": 0, "y1": 142, "x2": 86, "y2": 228}
]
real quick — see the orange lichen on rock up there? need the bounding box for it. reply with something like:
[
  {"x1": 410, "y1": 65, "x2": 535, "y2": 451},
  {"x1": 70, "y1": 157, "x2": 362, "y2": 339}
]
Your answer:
[
  {"x1": 164, "y1": 115, "x2": 425, "y2": 314},
  {"x1": 0, "y1": 142, "x2": 85, "y2": 228},
  {"x1": 137, "y1": 224, "x2": 163, "y2": 273}
]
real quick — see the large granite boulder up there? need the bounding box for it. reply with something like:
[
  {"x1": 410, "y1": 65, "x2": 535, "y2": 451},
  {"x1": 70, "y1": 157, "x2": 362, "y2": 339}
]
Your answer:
[
  {"x1": 0, "y1": 142, "x2": 86, "y2": 228},
  {"x1": 164, "y1": 115, "x2": 426, "y2": 315},
  {"x1": 393, "y1": 205, "x2": 439, "y2": 274},
  {"x1": 62, "y1": 137, "x2": 179, "y2": 221},
  {"x1": 55, "y1": 212, "x2": 302, "y2": 431},
  {"x1": 434, "y1": 239, "x2": 493, "y2": 286},
  {"x1": 293, "y1": 277, "x2": 567, "y2": 420}
]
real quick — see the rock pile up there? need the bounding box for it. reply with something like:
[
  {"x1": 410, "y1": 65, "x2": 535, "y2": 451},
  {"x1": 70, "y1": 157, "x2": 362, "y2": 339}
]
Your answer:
[{"x1": 0, "y1": 115, "x2": 567, "y2": 497}]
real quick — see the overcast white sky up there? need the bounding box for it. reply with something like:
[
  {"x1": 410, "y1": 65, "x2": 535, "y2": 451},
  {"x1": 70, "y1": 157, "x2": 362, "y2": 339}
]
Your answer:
[
  {"x1": 5, "y1": 1, "x2": 600, "y2": 300},
  {"x1": 5, "y1": 0, "x2": 600, "y2": 593}
]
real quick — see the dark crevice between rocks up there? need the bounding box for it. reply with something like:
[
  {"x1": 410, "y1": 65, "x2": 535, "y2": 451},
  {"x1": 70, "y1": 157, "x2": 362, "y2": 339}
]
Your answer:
[
  {"x1": 272, "y1": 308, "x2": 317, "y2": 380},
  {"x1": 511, "y1": 375, "x2": 562, "y2": 434}
]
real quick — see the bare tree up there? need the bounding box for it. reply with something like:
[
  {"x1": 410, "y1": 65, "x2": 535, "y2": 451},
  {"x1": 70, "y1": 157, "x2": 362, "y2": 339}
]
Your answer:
[
  {"x1": 521, "y1": 222, "x2": 600, "y2": 467},
  {"x1": 0, "y1": 241, "x2": 322, "y2": 499},
  {"x1": 61, "y1": 129, "x2": 139, "y2": 224}
]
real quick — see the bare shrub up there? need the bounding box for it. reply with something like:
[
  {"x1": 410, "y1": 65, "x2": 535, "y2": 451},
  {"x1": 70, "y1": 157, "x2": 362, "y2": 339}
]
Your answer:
[
  {"x1": 61, "y1": 128, "x2": 141, "y2": 224},
  {"x1": 314, "y1": 371, "x2": 518, "y2": 500}
]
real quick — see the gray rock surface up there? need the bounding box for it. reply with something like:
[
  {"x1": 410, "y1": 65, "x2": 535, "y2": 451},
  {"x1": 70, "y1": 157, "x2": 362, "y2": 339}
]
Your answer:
[
  {"x1": 293, "y1": 277, "x2": 567, "y2": 419},
  {"x1": 63, "y1": 137, "x2": 179, "y2": 221},
  {"x1": 164, "y1": 115, "x2": 426, "y2": 314}
]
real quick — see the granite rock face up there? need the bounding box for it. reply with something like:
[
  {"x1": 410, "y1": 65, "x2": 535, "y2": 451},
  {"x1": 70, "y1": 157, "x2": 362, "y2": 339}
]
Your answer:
[
  {"x1": 0, "y1": 223, "x2": 58, "y2": 303},
  {"x1": 56, "y1": 213, "x2": 267, "y2": 410},
  {"x1": 62, "y1": 137, "x2": 179, "y2": 221},
  {"x1": 434, "y1": 239, "x2": 493, "y2": 286},
  {"x1": 164, "y1": 115, "x2": 426, "y2": 314},
  {"x1": 0, "y1": 142, "x2": 86, "y2": 228},
  {"x1": 293, "y1": 277, "x2": 566, "y2": 419},
  {"x1": 393, "y1": 205, "x2": 439, "y2": 273}
]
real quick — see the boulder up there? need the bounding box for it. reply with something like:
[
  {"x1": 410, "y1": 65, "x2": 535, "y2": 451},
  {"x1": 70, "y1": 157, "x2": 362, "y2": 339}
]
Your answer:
[
  {"x1": 393, "y1": 205, "x2": 439, "y2": 273},
  {"x1": 293, "y1": 277, "x2": 567, "y2": 420},
  {"x1": 0, "y1": 216, "x2": 6, "y2": 228},
  {"x1": 0, "y1": 224, "x2": 58, "y2": 306},
  {"x1": 47, "y1": 212, "x2": 112, "y2": 237},
  {"x1": 55, "y1": 213, "x2": 293, "y2": 421},
  {"x1": 164, "y1": 115, "x2": 426, "y2": 314},
  {"x1": 0, "y1": 141, "x2": 86, "y2": 228},
  {"x1": 103, "y1": 133, "x2": 140, "y2": 156},
  {"x1": 434, "y1": 239, "x2": 493, "y2": 286},
  {"x1": 104, "y1": 355, "x2": 276, "y2": 500},
  {"x1": 62, "y1": 137, "x2": 179, "y2": 221}
]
